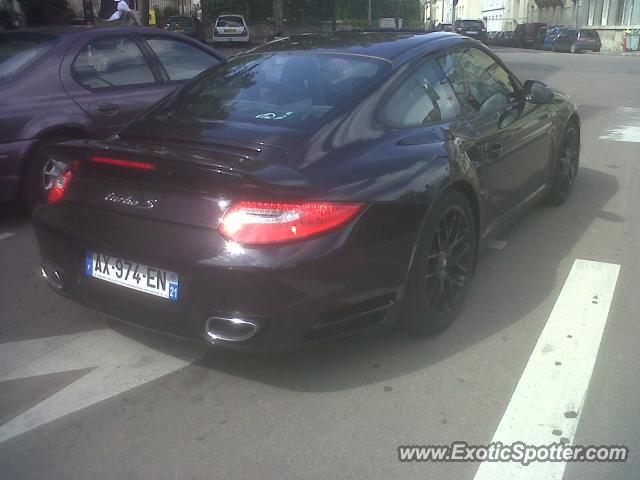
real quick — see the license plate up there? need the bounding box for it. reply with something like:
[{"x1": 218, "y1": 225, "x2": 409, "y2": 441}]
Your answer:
[
  {"x1": 86, "y1": 252, "x2": 179, "y2": 301},
  {"x1": 224, "y1": 28, "x2": 236, "y2": 33},
  {"x1": 175, "y1": 28, "x2": 184, "y2": 32},
  {"x1": 467, "y1": 30, "x2": 478, "y2": 34}
]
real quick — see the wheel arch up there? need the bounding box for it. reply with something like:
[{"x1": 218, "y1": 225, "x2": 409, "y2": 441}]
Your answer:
[
  {"x1": 20, "y1": 126, "x2": 90, "y2": 176},
  {"x1": 398, "y1": 178, "x2": 482, "y2": 307}
]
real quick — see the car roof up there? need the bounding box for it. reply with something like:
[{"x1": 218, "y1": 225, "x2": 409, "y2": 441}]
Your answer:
[
  {"x1": 245, "y1": 31, "x2": 461, "y2": 63},
  {"x1": 5, "y1": 25, "x2": 177, "y2": 38}
]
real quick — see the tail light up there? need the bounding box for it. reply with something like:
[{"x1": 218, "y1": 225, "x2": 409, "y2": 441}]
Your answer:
[
  {"x1": 48, "y1": 171, "x2": 73, "y2": 204},
  {"x1": 219, "y1": 201, "x2": 364, "y2": 245}
]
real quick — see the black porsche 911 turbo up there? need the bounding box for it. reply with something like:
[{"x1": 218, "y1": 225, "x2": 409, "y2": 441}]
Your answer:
[{"x1": 33, "y1": 31, "x2": 580, "y2": 351}]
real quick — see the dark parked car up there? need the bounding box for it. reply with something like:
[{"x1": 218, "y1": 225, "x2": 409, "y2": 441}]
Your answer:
[
  {"x1": 165, "y1": 15, "x2": 206, "y2": 43},
  {"x1": 533, "y1": 26, "x2": 547, "y2": 49},
  {"x1": 34, "y1": 32, "x2": 580, "y2": 351},
  {"x1": 552, "y1": 28, "x2": 601, "y2": 53},
  {"x1": 514, "y1": 22, "x2": 547, "y2": 48},
  {"x1": 454, "y1": 19, "x2": 487, "y2": 43},
  {"x1": 497, "y1": 31, "x2": 515, "y2": 46},
  {"x1": 543, "y1": 25, "x2": 568, "y2": 50},
  {"x1": 487, "y1": 31, "x2": 501, "y2": 45},
  {"x1": 0, "y1": 26, "x2": 223, "y2": 208},
  {"x1": 437, "y1": 23, "x2": 453, "y2": 32}
]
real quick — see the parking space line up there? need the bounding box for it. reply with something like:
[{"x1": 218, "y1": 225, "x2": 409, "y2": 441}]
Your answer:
[
  {"x1": 0, "y1": 232, "x2": 16, "y2": 241},
  {"x1": 473, "y1": 259, "x2": 620, "y2": 480},
  {"x1": 0, "y1": 329, "x2": 207, "y2": 444}
]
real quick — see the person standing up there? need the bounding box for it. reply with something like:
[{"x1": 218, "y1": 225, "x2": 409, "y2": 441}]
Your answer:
[{"x1": 106, "y1": 0, "x2": 140, "y2": 25}]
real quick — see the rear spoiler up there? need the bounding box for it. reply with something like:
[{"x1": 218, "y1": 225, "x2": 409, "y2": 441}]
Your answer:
[{"x1": 48, "y1": 139, "x2": 310, "y2": 188}]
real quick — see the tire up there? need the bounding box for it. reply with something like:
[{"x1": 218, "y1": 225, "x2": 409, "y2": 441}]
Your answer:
[
  {"x1": 552, "y1": 42, "x2": 558, "y2": 52},
  {"x1": 544, "y1": 124, "x2": 580, "y2": 206},
  {"x1": 400, "y1": 190, "x2": 478, "y2": 335},
  {"x1": 570, "y1": 43, "x2": 578, "y2": 54},
  {"x1": 21, "y1": 137, "x2": 68, "y2": 211}
]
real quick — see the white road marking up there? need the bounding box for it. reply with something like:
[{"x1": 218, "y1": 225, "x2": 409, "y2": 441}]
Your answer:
[
  {"x1": 488, "y1": 240, "x2": 508, "y2": 250},
  {"x1": 473, "y1": 259, "x2": 620, "y2": 480},
  {"x1": 599, "y1": 107, "x2": 640, "y2": 143},
  {"x1": 0, "y1": 232, "x2": 16, "y2": 241},
  {"x1": 0, "y1": 329, "x2": 207, "y2": 444}
]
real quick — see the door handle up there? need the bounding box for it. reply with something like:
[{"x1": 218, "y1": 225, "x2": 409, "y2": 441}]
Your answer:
[{"x1": 97, "y1": 104, "x2": 120, "y2": 115}]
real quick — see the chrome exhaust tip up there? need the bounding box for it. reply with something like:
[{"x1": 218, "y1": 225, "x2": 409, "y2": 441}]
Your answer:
[
  {"x1": 205, "y1": 316, "x2": 259, "y2": 343},
  {"x1": 41, "y1": 263, "x2": 65, "y2": 291}
]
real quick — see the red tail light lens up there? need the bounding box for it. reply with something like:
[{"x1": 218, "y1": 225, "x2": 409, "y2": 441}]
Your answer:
[
  {"x1": 219, "y1": 201, "x2": 364, "y2": 245},
  {"x1": 88, "y1": 156, "x2": 156, "y2": 171},
  {"x1": 48, "y1": 171, "x2": 73, "y2": 204}
]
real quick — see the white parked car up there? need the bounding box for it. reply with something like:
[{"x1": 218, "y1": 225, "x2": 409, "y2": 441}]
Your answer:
[{"x1": 212, "y1": 15, "x2": 250, "y2": 44}]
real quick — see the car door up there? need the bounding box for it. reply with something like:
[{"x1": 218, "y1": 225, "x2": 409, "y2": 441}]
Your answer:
[
  {"x1": 556, "y1": 30, "x2": 577, "y2": 51},
  {"x1": 61, "y1": 33, "x2": 172, "y2": 137},
  {"x1": 140, "y1": 34, "x2": 223, "y2": 84},
  {"x1": 438, "y1": 45, "x2": 553, "y2": 217}
]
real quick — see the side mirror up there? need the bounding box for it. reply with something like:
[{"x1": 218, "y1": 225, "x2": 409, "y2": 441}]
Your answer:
[{"x1": 524, "y1": 80, "x2": 554, "y2": 105}]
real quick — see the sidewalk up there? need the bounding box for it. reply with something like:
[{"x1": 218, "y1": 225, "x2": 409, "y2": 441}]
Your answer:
[{"x1": 587, "y1": 50, "x2": 640, "y2": 56}]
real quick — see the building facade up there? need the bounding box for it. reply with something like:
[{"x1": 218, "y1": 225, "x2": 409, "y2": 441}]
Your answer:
[
  {"x1": 456, "y1": 0, "x2": 484, "y2": 20},
  {"x1": 482, "y1": 0, "x2": 507, "y2": 29}
]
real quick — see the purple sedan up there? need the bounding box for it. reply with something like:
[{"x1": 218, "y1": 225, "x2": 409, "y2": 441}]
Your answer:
[{"x1": 0, "y1": 26, "x2": 224, "y2": 209}]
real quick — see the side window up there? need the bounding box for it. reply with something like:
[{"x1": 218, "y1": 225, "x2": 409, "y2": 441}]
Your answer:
[
  {"x1": 437, "y1": 47, "x2": 517, "y2": 115},
  {"x1": 72, "y1": 36, "x2": 155, "y2": 89},
  {"x1": 382, "y1": 59, "x2": 461, "y2": 128},
  {"x1": 145, "y1": 37, "x2": 221, "y2": 81}
]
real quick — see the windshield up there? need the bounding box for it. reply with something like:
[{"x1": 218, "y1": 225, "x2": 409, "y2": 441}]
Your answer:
[
  {"x1": 0, "y1": 33, "x2": 58, "y2": 81},
  {"x1": 217, "y1": 16, "x2": 244, "y2": 27},
  {"x1": 144, "y1": 52, "x2": 390, "y2": 129}
]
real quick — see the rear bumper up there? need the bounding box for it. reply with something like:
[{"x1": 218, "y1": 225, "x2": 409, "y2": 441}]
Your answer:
[
  {"x1": 0, "y1": 138, "x2": 35, "y2": 203},
  {"x1": 575, "y1": 43, "x2": 601, "y2": 51},
  {"x1": 464, "y1": 33, "x2": 487, "y2": 42},
  {"x1": 211, "y1": 35, "x2": 250, "y2": 43},
  {"x1": 33, "y1": 202, "x2": 424, "y2": 351}
]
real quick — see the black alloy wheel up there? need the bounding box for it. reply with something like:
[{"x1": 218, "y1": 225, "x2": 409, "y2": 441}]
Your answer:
[
  {"x1": 401, "y1": 190, "x2": 477, "y2": 335},
  {"x1": 545, "y1": 124, "x2": 580, "y2": 205}
]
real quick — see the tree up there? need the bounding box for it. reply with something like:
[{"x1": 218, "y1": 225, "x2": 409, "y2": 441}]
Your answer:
[
  {"x1": 99, "y1": 0, "x2": 117, "y2": 19},
  {"x1": 273, "y1": 0, "x2": 283, "y2": 33},
  {"x1": 140, "y1": 0, "x2": 149, "y2": 25},
  {"x1": 20, "y1": 0, "x2": 73, "y2": 26}
]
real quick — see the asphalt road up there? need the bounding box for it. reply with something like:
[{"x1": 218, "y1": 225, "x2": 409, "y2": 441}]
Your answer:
[{"x1": 1, "y1": 48, "x2": 639, "y2": 480}]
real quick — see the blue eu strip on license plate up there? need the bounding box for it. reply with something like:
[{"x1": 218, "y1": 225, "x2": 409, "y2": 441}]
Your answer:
[{"x1": 86, "y1": 252, "x2": 179, "y2": 301}]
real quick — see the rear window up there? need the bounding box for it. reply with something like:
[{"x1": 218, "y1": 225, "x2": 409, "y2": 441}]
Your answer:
[
  {"x1": 0, "y1": 33, "x2": 59, "y2": 81},
  {"x1": 459, "y1": 20, "x2": 484, "y2": 29},
  {"x1": 580, "y1": 30, "x2": 600, "y2": 39},
  {"x1": 524, "y1": 24, "x2": 545, "y2": 34},
  {"x1": 217, "y1": 16, "x2": 244, "y2": 27},
  {"x1": 144, "y1": 52, "x2": 390, "y2": 128},
  {"x1": 168, "y1": 17, "x2": 192, "y2": 27}
]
